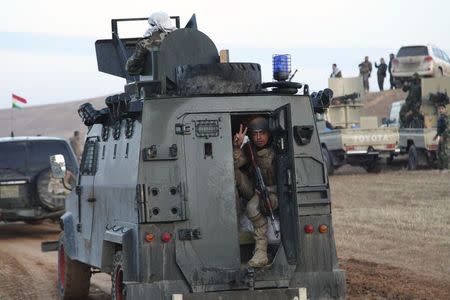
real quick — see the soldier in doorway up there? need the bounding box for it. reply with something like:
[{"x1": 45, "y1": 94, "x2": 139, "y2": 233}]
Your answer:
[
  {"x1": 233, "y1": 116, "x2": 278, "y2": 267},
  {"x1": 69, "y1": 130, "x2": 83, "y2": 163}
]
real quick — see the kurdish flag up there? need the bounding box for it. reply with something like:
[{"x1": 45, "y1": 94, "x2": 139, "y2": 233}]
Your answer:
[{"x1": 12, "y1": 93, "x2": 28, "y2": 109}]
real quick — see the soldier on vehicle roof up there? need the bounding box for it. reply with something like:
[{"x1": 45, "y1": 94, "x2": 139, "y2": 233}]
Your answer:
[
  {"x1": 359, "y1": 56, "x2": 372, "y2": 92},
  {"x1": 126, "y1": 12, "x2": 177, "y2": 75},
  {"x1": 233, "y1": 116, "x2": 278, "y2": 268},
  {"x1": 434, "y1": 103, "x2": 450, "y2": 169}
]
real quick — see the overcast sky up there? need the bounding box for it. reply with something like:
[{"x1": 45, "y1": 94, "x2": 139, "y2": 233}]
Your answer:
[{"x1": 1, "y1": 0, "x2": 449, "y2": 109}]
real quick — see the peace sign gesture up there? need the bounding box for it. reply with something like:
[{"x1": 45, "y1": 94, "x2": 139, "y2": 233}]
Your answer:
[{"x1": 233, "y1": 124, "x2": 248, "y2": 148}]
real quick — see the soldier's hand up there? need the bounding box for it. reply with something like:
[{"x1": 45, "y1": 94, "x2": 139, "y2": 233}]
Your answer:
[{"x1": 233, "y1": 124, "x2": 248, "y2": 148}]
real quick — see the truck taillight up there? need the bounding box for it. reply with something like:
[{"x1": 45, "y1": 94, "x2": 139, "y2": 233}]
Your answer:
[
  {"x1": 393, "y1": 59, "x2": 399, "y2": 65},
  {"x1": 427, "y1": 144, "x2": 438, "y2": 151},
  {"x1": 345, "y1": 145, "x2": 355, "y2": 151},
  {"x1": 424, "y1": 56, "x2": 433, "y2": 62},
  {"x1": 304, "y1": 224, "x2": 314, "y2": 234},
  {"x1": 161, "y1": 232, "x2": 172, "y2": 243},
  {"x1": 385, "y1": 144, "x2": 395, "y2": 149}
]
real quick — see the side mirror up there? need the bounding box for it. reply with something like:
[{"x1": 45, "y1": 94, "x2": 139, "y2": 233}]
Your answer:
[{"x1": 50, "y1": 154, "x2": 66, "y2": 179}]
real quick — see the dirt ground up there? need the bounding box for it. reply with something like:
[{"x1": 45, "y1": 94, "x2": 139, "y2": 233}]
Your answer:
[{"x1": 0, "y1": 168, "x2": 449, "y2": 299}]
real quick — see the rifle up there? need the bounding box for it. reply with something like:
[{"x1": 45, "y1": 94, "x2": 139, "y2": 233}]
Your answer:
[{"x1": 242, "y1": 139, "x2": 280, "y2": 238}]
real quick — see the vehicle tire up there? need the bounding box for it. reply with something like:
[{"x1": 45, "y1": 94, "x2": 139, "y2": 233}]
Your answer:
[
  {"x1": 322, "y1": 146, "x2": 334, "y2": 175},
  {"x1": 386, "y1": 153, "x2": 394, "y2": 165},
  {"x1": 438, "y1": 68, "x2": 444, "y2": 77},
  {"x1": 57, "y1": 233, "x2": 91, "y2": 299},
  {"x1": 111, "y1": 251, "x2": 125, "y2": 300},
  {"x1": 37, "y1": 168, "x2": 67, "y2": 211},
  {"x1": 176, "y1": 63, "x2": 261, "y2": 95},
  {"x1": 364, "y1": 160, "x2": 381, "y2": 173},
  {"x1": 408, "y1": 145, "x2": 418, "y2": 170}
]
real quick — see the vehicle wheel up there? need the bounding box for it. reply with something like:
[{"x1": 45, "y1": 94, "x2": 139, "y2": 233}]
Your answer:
[
  {"x1": 57, "y1": 233, "x2": 91, "y2": 299},
  {"x1": 408, "y1": 145, "x2": 418, "y2": 170},
  {"x1": 438, "y1": 68, "x2": 443, "y2": 77},
  {"x1": 322, "y1": 147, "x2": 334, "y2": 175},
  {"x1": 386, "y1": 153, "x2": 394, "y2": 165},
  {"x1": 176, "y1": 63, "x2": 261, "y2": 95},
  {"x1": 364, "y1": 160, "x2": 381, "y2": 173},
  {"x1": 112, "y1": 251, "x2": 125, "y2": 300}
]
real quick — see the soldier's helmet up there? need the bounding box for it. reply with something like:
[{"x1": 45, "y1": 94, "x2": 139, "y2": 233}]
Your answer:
[{"x1": 248, "y1": 116, "x2": 269, "y2": 134}]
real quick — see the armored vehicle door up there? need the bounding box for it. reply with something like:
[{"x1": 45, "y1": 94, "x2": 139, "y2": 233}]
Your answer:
[
  {"x1": 176, "y1": 113, "x2": 241, "y2": 291},
  {"x1": 269, "y1": 104, "x2": 300, "y2": 263},
  {"x1": 78, "y1": 136, "x2": 100, "y2": 240}
]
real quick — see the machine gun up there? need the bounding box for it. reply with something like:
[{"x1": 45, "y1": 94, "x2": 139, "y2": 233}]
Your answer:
[
  {"x1": 311, "y1": 88, "x2": 333, "y2": 113},
  {"x1": 242, "y1": 139, "x2": 280, "y2": 238},
  {"x1": 331, "y1": 92, "x2": 360, "y2": 105}
]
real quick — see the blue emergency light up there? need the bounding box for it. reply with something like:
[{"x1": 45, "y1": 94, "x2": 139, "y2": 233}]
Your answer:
[{"x1": 272, "y1": 54, "x2": 291, "y2": 81}]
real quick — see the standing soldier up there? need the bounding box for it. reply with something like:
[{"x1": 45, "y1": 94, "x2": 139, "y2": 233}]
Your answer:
[
  {"x1": 126, "y1": 12, "x2": 177, "y2": 75},
  {"x1": 388, "y1": 53, "x2": 396, "y2": 89},
  {"x1": 375, "y1": 58, "x2": 387, "y2": 91},
  {"x1": 233, "y1": 116, "x2": 278, "y2": 267},
  {"x1": 399, "y1": 73, "x2": 422, "y2": 128},
  {"x1": 69, "y1": 130, "x2": 83, "y2": 163},
  {"x1": 330, "y1": 63, "x2": 342, "y2": 78},
  {"x1": 359, "y1": 56, "x2": 372, "y2": 92},
  {"x1": 434, "y1": 103, "x2": 450, "y2": 170}
]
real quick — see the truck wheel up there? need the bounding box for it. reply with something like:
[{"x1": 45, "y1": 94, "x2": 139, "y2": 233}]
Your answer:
[
  {"x1": 322, "y1": 147, "x2": 334, "y2": 175},
  {"x1": 386, "y1": 153, "x2": 394, "y2": 165},
  {"x1": 365, "y1": 160, "x2": 381, "y2": 173},
  {"x1": 408, "y1": 145, "x2": 418, "y2": 170},
  {"x1": 57, "y1": 233, "x2": 91, "y2": 299},
  {"x1": 112, "y1": 251, "x2": 125, "y2": 300}
]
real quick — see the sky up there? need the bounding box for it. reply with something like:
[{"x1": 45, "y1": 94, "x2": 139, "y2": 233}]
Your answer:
[{"x1": 1, "y1": 0, "x2": 450, "y2": 109}]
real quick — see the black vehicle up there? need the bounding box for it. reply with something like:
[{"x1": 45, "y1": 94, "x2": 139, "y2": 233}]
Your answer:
[{"x1": 0, "y1": 136, "x2": 78, "y2": 223}]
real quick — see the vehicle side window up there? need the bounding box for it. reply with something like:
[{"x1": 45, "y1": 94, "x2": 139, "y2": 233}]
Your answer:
[
  {"x1": 0, "y1": 142, "x2": 27, "y2": 173},
  {"x1": 27, "y1": 140, "x2": 77, "y2": 173},
  {"x1": 442, "y1": 50, "x2": 450, "y2": 63},
  {"x1": 432, "y1": 47, "x2": 440, "y2": 59},
  {"x1": 80, "y1": 137, "x2": 99, "y2": 176}
]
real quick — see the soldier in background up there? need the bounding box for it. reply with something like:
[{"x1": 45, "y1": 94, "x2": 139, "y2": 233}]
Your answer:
[
  {"x1": 434, "y1": 103, "x2": 450, "y2": 170},
  {"x1": 330, "y1": 63, "x2": 342, "y2": 78},
  {"x1": 69, "y1": 130, "x2": 83, "y2": 163},
  {"x1": 126, "y1": 12, "x2": 177, "y2": 75},
  {"x1": 358, "y1": 56, "x2": 372, "y2": 92},
  {"x1": 399, "y1": 73, "x2": 422, "y2": 128},
  {"x1": 375, "y1": 58, "x2": 387, "y2": 91},
  {"x1": 388, "y1": 53, "x2": 396, "y2": 89},
  {"x1": 233, "y1": 117, "x2": 278, "y2": 267}
]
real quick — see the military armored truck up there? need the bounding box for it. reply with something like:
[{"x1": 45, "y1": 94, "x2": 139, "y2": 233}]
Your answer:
[
  {"x1": 389, "y1": 77, "x2": 450, "y2": 169},
  {"x1": 318, "y1": 77, "x2": 400, "y2": 174},
  {"x1": 50, "y1": 15, "x2": 345, "y2": 299}
]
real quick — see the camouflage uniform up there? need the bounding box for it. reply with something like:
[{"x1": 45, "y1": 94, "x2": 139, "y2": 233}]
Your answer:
[
  {"x1": 69, "y1": 132, "x2": 83, "y2": 163},
  {"x1": 359, "y1": 60, "x2": 372, "y2": 92},
  {"x1": 125, "y1": 32, "x2": 164, "y2": 75},
  {"x1": 436, "y1": 112, "x2": 450, "y2": 169},
  {"x1": 234, "y1": 144, "x2": 278, "y2": 267},
  {"x1": 399, "y1": 78, "x2": 422, "y2": 128}
]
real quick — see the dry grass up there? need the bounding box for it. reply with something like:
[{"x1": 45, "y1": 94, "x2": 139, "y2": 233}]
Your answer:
[{"x1": 331, "y1": 169, "x2": 450, "y2": 280}]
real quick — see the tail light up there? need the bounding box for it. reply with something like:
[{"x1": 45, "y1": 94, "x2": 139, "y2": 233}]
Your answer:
[
  {"x1": 304, "y1": 224, "x2": 314, "y2": 234},
  {"x1": 393, "y1": 59, "x2": 399, "y2": 65},
  {"x1": 385, "y1": 143, "x2": 396, "y2": 149},
  {"x1": 161, "y1": 232, "x2": 172, "y2": 243},
  {"x1": 319, "y1": 224, "x2": 328, "y2": 233},
  {"x1": 145, "y1": 233, "x2": 155, "y2": 242},
  {"x1": 427, "y1": 144, "x2": 438, "y2": 151},
  {"x1": 424, "y1": 56, "x2": 433, "y2": 63},
  {"x1": 345, "y1": 145, "x2": 355, "y2": 151}
]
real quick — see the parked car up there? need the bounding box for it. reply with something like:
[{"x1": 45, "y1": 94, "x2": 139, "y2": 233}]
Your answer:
[
  {"x1": 392, "y1": 44, "x2": 450, "y2": 86},
  {"x1": 0, "y1": 136, "x2": 78, "y2": 223}
]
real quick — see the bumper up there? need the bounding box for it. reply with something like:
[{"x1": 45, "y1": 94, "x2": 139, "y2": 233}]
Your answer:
[
  {"x1": 125, "y1": 283, "x2": 307, "y2": 300},
  {"x1": 0, "y1": 207, "x2": 64, "y2": 222},
  {"x1": 393, "y1": 70, "x2": 433, "y2": 78}
]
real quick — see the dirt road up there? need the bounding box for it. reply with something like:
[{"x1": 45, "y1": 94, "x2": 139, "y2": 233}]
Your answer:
[
  {"x1": 1, "y1": 169, "x2": 449, "y2": 299},
  {"x1": 0, "y1": 222, "x2": 109, "y2": 300}
]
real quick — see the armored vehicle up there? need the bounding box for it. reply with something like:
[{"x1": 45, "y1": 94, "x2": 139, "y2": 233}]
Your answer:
[
  {"x1": 0, "y1": 136, "x2": 77, "y2": 223},
  {"x1": 51, "y1": 15, "x2": 345, "y2": 299},
  {"x1": 318, "y1": 77, "x2": 399, "y2": 173},
  {"x1": 389, "y1": 77, "x2": 450, "y2": 169}
]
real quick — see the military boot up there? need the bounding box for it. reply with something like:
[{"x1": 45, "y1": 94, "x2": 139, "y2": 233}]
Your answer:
[{"x1": 248, "y1": 223, "x2": 269, "y2": 267}]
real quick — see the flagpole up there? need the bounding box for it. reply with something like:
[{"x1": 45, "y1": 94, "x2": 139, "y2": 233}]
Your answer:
[{"x1": 10, "y1": 104, "x2": 14, "y2": 137}]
